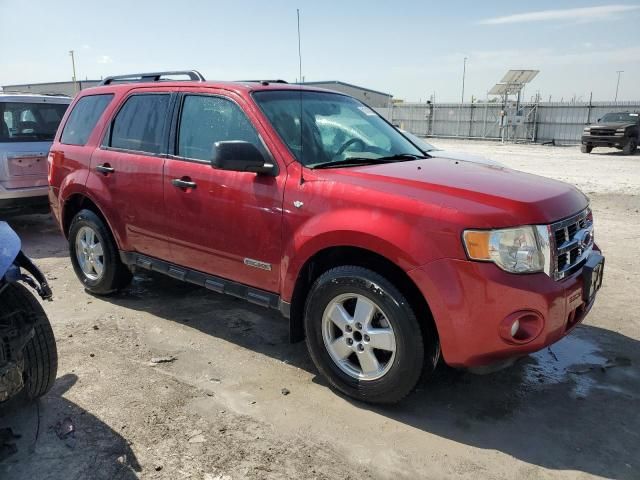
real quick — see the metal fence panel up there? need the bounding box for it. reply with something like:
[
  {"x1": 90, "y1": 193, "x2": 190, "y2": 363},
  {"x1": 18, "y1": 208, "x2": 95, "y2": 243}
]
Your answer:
[{"x1": 376, "y1": 101, "x2": 640, "y2": 144}]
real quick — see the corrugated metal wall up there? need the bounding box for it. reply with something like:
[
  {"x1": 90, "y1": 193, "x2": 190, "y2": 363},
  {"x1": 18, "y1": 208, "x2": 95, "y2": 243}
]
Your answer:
[{"x1": 376, "y1": 101, "x2": 640, "y2": 143}]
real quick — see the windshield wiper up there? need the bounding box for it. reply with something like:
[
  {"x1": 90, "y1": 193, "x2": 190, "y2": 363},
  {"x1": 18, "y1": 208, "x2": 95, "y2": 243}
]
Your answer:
[
  {"x1": 312, "y1": 153, "x2": 425, "y2": 169},
  {"x1": 376, "y1": 153, "x2": 426, "y2": 160}
]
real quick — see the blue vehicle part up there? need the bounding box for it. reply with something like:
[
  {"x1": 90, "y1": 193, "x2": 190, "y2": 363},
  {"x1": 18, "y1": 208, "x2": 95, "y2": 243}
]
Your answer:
[
  {"x1": 0, "y1": 221, "x2": 21, "y2": 278},
  {"x1": 0, "y1": 221, "x2": 52, "y2": 300}
]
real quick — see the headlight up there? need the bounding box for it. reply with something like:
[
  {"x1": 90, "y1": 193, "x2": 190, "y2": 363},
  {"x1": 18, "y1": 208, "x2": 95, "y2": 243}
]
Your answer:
[
  {"x1": 616, "y1": 128, "x2": 626, "y2": 133},
  {"x1": 583, "y1": 127, "x2": 591, "y2": 133},
  {"x1": 463, "y1": 226, "x2": 545, "y2": 273}
]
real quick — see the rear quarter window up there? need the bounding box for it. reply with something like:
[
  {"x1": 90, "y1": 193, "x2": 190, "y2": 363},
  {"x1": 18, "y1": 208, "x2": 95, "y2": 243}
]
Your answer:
[{"x1": 61, "y1": 94, "x2": 113, "y2": 146}]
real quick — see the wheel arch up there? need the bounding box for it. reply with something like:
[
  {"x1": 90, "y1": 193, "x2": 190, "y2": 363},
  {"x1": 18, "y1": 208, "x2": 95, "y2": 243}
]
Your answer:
[
  {"x1": 287, "y1": 245, "x2": 440, "y2": 368},
  {"x1": 62, "y1": 193, "x2": 121, "y2": 248}
]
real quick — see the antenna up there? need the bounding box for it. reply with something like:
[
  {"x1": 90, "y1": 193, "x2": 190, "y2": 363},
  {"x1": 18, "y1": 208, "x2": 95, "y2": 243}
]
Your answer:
[
  {"x1": 297, "y1": 9, "x2": 303, "y2": 86},
  {"x1": 297, "y1": 8, "x2": 305, "y2": 185}
]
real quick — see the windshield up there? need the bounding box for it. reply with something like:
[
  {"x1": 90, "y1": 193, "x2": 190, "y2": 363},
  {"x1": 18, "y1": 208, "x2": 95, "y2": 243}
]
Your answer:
[
  {"x1": 599, "y1": 112, "x2": 639, "y2": 123},
  {"x1": 253, "y1": 90, "x2": 423, "y2": 167},
  {"x1": 0, "y1": 101, "x2": 69, "y2": 143}
]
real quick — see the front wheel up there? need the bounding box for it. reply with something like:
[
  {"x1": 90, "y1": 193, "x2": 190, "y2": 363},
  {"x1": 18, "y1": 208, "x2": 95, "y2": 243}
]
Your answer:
[
  {"x1": 622, "y1": 138, "x2": 637, "y2": 155},
  {"x1": 304, "y1": 266, "x2": 429, "y2": 404},
  {"x1": 69, "y1": 209, "x2": 132, "y2": 295},
  {"x1": 581, "y1": 144, "x2": 593, "y2": 154}
]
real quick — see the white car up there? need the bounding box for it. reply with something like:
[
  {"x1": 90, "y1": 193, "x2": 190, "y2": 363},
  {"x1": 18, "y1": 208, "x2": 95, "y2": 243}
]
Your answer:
[
  {"x1": 1, "y1": 93, "x2": 71, "y2": 216},
  {"x1": 398, "y1": 129, "x2": 502, "y2": 167}
]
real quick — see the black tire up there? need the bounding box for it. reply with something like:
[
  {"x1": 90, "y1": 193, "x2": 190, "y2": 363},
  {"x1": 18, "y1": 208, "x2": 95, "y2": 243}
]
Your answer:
[
  {"x1": 304, "y1": 266, "x2": 427, "y2": 404},
  {"x1": 622, "y1": 138, "x2": 637, "y2": 155},
  {"x1": 69, "y1": 209, "x2": 132, "y2": 295},
  {"x1": 0, "y1": 283, "x2": 58, "y2": 400},
  {"x1": 581, "y1": 144, "x2": 593, "y2": 154}
]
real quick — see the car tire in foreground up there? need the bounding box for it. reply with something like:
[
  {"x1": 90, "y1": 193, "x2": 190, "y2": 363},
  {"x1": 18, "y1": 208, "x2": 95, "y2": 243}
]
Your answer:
[
  {"x1": 69, "y1": 209, "x2": 132, "y2": 295},
  {"x1": 1, "y1": 283, "x2": 58, "y2": 401},
  {"x1": 304, "y1": 266, "x2": 426, "y2": 404}
]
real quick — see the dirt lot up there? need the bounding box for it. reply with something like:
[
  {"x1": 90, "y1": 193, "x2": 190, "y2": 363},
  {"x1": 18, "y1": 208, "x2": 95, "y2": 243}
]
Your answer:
[{"x1": 1, "y1": 141, "x2": 639, "y2": 480}]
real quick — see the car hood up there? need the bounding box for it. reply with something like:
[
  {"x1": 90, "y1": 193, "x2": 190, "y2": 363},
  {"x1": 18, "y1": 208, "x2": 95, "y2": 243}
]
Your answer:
[
  {"x1": 589, "y1": 122, "x2": 635, "y2": 129},
  {"x1": 427, "y1": 149, "x2": 502, "y2": 167},
  {"x1": 325, "y1": 157, "x2": 588, "y2": 227}
]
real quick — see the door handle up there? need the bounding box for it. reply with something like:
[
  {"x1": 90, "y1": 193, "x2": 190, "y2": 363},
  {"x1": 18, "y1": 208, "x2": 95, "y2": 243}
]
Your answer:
[
  {"x1": 172, "y1": 178, "x2": 197, "y2": 189},
  {"x1": 96, "y1": 164, "x2": 115, "y2": 174}
]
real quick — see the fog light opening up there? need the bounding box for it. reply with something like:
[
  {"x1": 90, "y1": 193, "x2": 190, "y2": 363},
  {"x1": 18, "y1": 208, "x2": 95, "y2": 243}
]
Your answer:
[{"x1": 500, "y1": 310, "x2": 544, "y2": 344}]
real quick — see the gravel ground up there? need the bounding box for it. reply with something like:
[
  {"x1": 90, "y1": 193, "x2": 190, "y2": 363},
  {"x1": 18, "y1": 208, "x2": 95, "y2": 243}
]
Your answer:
[{"x1": 1, "y1": 141, "x2": 639, "y2": 480}]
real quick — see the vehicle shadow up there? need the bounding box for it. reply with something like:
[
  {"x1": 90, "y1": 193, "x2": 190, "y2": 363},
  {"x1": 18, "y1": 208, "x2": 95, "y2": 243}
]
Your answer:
[
  {"x1": 106, "y1": 271, "x2": 639, "y2": 480},
  {"x1": 3, "y1": 214, "x2": 69, "y2": 260},
  {"x1": 0, "y1": 374, "x2": 141, "y2": 480}
]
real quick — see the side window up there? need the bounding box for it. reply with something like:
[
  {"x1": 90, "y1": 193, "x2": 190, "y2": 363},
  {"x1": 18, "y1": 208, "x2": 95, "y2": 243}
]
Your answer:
[
  {"x1": 61, "y1": 94, "x2": 113, "y2": 146},
  {"x1": 177, "y1": 95, "x2": 262, "y2": 161},
  {"x1": 109, "y1": 94, "x2": 170, "y2": 154}
]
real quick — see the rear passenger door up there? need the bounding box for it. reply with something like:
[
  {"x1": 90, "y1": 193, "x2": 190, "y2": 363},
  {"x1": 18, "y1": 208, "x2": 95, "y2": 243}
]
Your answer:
[
  {"x1": 87, "y1": 90, "x2": 173, "y2": 258},
  {"x1": 163, "y1": 91, "x2": 285, "y2": 293}
]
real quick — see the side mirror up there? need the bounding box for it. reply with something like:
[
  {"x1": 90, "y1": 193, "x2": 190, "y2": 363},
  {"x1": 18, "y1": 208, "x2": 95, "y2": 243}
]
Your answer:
[
  {"x1": 211, "y1": 141, "x2": 275, "y2": 175},
  {"x1": 596, "y1": 118, "x2": 601, "y2": 123}
]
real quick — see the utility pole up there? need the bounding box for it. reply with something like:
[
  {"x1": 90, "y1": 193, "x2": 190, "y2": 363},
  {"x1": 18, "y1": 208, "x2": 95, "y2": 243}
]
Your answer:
[
  {"x1": 614, "y1": 70, "x2": 623, "y2": 102},
  {"x1": 69, "y1": 50, "x2": 78, "y2": 93},
  {"x1": 461, "y1": 57, "x2": 467, "y2": 104}
]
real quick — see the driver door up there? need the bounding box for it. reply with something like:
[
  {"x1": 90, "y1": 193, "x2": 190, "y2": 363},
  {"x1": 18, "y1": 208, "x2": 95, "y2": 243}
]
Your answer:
[{"x1": 163, "y1": 91, "x2": 285, "y2": 293}]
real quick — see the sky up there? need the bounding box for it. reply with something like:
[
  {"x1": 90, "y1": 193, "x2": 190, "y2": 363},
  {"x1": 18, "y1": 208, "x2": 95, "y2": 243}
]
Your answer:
[{"x1": 1, "y1": 0, "x2": 639, "y2": 102}]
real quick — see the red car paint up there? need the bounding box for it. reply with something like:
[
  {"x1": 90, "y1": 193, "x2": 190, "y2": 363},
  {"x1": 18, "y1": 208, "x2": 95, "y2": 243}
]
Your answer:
[{"x1": 49, "y1": 80, "x2": 599, "y2": 368}]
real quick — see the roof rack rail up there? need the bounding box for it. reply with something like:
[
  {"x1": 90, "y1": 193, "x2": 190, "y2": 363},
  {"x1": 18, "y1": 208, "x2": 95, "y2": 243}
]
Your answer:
[
  {"x1": 238, "y1": 79, "x2": 288, "y2": 85},
  {"x1": 100, "y1": 70, "x2": 205, "y2": 85}
]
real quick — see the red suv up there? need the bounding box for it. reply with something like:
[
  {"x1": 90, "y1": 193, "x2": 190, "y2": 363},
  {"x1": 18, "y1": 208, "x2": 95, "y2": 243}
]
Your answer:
[{"x1": 49, "y1": 71, "x2": 604, "y2": 403}]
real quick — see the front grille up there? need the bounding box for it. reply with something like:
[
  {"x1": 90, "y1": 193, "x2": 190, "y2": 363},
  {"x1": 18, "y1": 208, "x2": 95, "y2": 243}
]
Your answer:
[
  {"x1": 589, "y1": 128, "x2": 615, "y2": 136},
  {"x1": 551, "y1": 209, "x2": 593, "y2": 280}
]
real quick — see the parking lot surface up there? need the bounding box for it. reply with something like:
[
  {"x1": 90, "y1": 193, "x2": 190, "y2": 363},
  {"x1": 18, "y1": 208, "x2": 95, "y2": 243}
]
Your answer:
[{"x1": 1, "y1": 141, "x2": 639, "y2": 480}]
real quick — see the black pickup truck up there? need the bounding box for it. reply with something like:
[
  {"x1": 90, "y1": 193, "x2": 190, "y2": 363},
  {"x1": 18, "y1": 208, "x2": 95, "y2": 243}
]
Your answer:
[{"x1": 581, "y1": 112, "x2": 639, "y2": 154}]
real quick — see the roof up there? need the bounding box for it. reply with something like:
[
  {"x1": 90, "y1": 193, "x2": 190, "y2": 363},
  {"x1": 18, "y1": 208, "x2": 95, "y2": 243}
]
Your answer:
[
  {"x1": 75, "y1": 80, "x2": 355, "y2": 98},
  {"x1": 300, "y1": 81, "x2": 392, "y2": 98}
]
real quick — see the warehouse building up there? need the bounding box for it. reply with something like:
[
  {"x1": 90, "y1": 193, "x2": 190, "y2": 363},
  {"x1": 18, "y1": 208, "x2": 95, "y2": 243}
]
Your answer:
[
  {"x1": 1, "y1": 80, "x2": 101, "y2": 97},
  {"x1": 2, "y1": 78, "x2": 394, "y2": 107},
  {"x1": 302, "y1": 81, "x2": 393, "y2": 108}
]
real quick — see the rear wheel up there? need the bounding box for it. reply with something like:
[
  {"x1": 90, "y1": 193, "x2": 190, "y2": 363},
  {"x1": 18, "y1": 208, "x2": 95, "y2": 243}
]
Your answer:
[
  {"x1": 0, "y1": 283, "x2": 58, "y2": 400},
  {"x1": 581, "y1": 144, "x2": 593, "y2": 154},
  {"x1": 623, "y1": 138, "x2": 637, "y2": 155},
  {"x1": 304, "y1": 266, "x2": 429, "y2": 404},
  {"x1": 69, "y1": 209, "x2": 132, "y2": 294}
]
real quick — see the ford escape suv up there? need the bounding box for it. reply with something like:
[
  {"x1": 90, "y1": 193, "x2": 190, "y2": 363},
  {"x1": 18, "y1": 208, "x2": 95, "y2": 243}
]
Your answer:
[
  {"x1": 1, "y1": 92, "x2": 70, "y2": 216},
  {"x1": 49, "y1": 71, "x2": 604, "y2": 403}
]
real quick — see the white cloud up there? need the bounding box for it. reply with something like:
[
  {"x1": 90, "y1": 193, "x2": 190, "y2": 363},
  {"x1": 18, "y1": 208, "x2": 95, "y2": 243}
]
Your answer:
[
  {"x1": 478, "y1": 5, "x2": 640, "y2": 25},
  {"x1": 97, "y1": 55, "x2": 113, "y2": 64}
]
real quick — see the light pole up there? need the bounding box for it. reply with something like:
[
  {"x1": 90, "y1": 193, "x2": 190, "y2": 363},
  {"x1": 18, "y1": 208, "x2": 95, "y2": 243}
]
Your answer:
[
  {"x1": 69, "y1": 50, "x2": 78, "y2": 93},
  {"x1": 461, "y1": 56, "x2": 468, "y2": 104},
  {"x1": 614, "y1": 70, "x2": 623, "y2": 102}
]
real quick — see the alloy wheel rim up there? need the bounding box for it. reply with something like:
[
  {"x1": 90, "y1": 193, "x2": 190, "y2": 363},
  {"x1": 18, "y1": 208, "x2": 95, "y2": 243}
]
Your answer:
[
  {"x1": 321, "y1": 293, "x2": 397, "y2": 381},
  {"x1": 75, "y1": 226, "x2": 105, "y2": 281}
]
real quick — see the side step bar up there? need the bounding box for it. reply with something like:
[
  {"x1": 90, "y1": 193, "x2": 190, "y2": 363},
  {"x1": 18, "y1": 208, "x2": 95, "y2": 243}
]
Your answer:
[{"x1": 119, "y1": 251, "x2": 290, "y2": 318}]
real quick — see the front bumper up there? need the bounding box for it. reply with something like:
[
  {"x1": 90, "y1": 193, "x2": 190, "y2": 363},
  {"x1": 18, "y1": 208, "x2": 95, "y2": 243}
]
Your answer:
[
  {"x1": 581, "y1": 135, "x2": 628, "y2": 147},
  {"x1": 408, "y1": 250, "x2": 602, "y2": 367}
]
